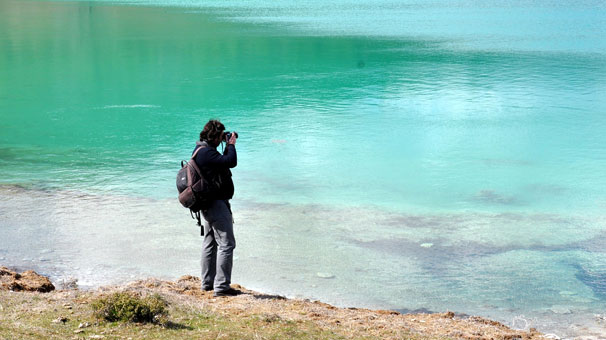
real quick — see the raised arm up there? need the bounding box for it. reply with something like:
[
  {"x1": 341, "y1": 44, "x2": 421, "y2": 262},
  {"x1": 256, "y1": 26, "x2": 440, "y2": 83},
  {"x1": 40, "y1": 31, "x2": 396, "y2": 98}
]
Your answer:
[{"x1": 201, "y1": 144, "x2": 237, "y2": 168}]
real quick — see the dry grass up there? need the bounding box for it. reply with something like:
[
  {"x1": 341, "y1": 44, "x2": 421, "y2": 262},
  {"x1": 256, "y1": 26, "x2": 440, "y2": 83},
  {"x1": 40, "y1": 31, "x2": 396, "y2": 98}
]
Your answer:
[{"x1": 0, "y1": 276, "x2": 546, "y2": 340}]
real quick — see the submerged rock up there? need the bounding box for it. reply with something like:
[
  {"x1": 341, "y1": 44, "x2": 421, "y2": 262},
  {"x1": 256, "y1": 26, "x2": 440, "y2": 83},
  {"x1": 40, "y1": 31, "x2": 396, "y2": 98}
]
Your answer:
[
  {"x1": 316, "y1": 272, "x2": 335, "y2": 279},
  {"x1": 0, "y1": 266, "x2": 55, "y2": 292},
  {"x1": 549, "y1": 305, "x2": 572, "y2": 314}
]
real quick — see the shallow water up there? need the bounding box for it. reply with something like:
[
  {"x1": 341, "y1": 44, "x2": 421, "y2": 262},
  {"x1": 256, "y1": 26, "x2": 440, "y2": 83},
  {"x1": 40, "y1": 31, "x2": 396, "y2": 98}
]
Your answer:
[{"x1": 1, "y1": 1, "x2": 606, "y2": 338}]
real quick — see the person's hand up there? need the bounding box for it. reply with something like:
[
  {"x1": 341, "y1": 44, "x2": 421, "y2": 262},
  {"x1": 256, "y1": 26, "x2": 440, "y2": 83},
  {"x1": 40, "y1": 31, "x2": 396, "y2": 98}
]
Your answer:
[{"x1": 228, "y1": 132, "x2": 237, "y2": 145}]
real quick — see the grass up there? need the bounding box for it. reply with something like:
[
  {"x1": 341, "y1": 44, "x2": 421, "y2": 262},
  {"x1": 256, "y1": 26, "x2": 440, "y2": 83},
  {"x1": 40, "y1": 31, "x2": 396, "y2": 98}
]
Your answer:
[
  {"x1": 0, "y1": 276, "x2": 544, "y2": 340},
  {"x1": 91, "y1": 292, "x2": 167, "y2": 323},
  {"x1": 0, "y1": 290, "x2": 382, "y2": 340}
]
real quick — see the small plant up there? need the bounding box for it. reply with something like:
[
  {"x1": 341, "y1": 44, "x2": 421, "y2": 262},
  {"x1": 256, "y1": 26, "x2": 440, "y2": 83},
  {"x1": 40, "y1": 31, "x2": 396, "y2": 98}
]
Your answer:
[{"x1": 91, "y1": 291, "x2": 167, "y2": 323}]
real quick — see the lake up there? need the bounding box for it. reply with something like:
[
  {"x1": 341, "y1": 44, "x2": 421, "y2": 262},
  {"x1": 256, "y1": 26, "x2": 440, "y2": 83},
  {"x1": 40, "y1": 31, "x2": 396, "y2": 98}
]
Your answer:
[{"x1": 1, "y1": 0, "x2": 605, "y2": 337}]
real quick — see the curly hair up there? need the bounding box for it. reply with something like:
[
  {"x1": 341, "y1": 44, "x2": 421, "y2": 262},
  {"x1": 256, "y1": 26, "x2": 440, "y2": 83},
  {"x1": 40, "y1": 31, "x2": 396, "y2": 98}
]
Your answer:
[{"x1": 200, "y1": 119, "x2": 225, "y2": 142}]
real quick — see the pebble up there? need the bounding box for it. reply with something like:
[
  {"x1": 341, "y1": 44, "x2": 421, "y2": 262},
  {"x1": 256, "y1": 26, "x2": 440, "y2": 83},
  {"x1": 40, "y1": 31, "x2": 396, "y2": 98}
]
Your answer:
[
  {"x1": 52, "y1": 316, "x2": 68, "y2": 324},
  {"x1": 78, "y1": 322, "x2": 90, "y2": 328},
  {"x1": 420, "y1": 243, "x2": 433, "y2": 248},
  {"x1": 316, "y1": 272, "x2": 335, "y2": 279},
  {"x1": 74, "y1": 329, "x2": 84, "y2": 334},
  {"x1": 89, "y1": 335, "x2": 105, "y2": 339}
]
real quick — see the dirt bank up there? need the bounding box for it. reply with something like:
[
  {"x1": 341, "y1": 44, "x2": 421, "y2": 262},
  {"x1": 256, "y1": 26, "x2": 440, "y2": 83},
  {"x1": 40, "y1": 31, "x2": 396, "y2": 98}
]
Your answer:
[{"x1": 0, "y1": 267, "x2": 545, "y2": 340}]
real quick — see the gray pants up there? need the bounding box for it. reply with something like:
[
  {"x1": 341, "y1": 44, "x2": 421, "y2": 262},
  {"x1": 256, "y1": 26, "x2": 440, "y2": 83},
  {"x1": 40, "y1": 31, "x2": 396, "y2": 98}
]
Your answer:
[{"x1": 201, "y1": 200, "x2": 236, "y2": 292}]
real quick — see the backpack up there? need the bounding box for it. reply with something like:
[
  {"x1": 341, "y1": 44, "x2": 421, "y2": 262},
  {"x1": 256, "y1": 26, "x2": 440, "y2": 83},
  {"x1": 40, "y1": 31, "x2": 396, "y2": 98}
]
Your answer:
[{"x1": 176, "y1": 145, "x2": 211, "y2": 231}]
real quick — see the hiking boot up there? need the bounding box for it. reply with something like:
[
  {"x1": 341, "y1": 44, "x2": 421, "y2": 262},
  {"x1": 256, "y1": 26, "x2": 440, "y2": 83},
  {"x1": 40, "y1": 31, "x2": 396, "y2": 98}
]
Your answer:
[
  {"x1": 213, "y1": 288, "x2": 242, "y2": 297},
  {"x1": 202, "y1": 286, "x2": 213, "y2": 292}
]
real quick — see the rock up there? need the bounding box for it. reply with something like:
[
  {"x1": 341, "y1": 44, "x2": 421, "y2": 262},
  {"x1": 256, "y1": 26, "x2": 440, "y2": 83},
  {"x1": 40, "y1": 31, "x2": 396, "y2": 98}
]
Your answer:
[
  {"x1": 89, "y1": 335, "x2": 105, "y2": 339},
  {"x1": 177, "y1": 275, "x2": 200, "y2": 283},
  {"x1": 16, "y1": 270, "x2": 55, "y2": 292},
  {"x1": 420, "y1": 243, "x2": 433, "y2": 248},
  {"x1": 52, "y1": 316, "x2": 68, "y2": 324},
  {"x1": 0, "y1": 266, "x2": 55, "y2": 292},
  {"x1": 78, "y1": 322, "x2": 91, "y2": 328},
  {"x1": 316, "y1": 272, "x2": 335, "y2": 279},
  {"x1": 0, "y1": 267, "x2": 14, "y2": 276},
  {"x1": 60, "y1": 278, "x2": 79, "y2": 290},
  {"x1": 74, "y1": 329, "x2": 84, "y2": 334}
]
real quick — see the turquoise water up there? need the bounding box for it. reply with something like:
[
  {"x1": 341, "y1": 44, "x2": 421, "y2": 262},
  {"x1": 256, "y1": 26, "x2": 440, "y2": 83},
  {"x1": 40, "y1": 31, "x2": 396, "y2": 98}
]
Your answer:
[{"x1": 1, "y1": 0, "x2": 606, "y2": 337}]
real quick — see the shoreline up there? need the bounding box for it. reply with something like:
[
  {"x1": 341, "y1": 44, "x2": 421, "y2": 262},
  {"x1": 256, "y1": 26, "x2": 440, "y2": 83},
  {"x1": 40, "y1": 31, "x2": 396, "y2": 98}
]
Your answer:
[
  {"x1": 2, "y1": 184, "x2": 606, "y2": 338},
  {"x1": 0, "y1": 266, "x2": 546, "y2": 340}
]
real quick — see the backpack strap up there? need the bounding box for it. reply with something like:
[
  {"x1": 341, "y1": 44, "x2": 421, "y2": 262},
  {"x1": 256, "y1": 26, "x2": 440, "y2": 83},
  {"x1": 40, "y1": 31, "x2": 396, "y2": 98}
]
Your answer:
[
  {"x1": 189, "y1": 145, "x2": 206, "y2": 178},
  {"x1": 190, "y1": 210, "x2": 202, "y2": 231},
  {"x1": 191, "y1": 145, "x2": 206, "y2": 159},
  {"x1": 190, "y1": 145, "x2": 206, "y2": 235}
]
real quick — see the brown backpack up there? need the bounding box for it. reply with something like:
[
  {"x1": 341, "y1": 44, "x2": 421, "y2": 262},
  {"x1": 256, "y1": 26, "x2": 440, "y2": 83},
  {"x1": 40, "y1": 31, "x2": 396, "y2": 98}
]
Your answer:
[{"x1": 176, "y1": 146, "x2": 211, "y2": 231}]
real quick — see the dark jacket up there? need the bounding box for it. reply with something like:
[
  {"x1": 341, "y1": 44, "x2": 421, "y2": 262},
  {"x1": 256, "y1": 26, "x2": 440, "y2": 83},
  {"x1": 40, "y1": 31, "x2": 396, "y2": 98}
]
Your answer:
[{"x1": 192, "y1": 140, "x2": 237, "y2": 201}]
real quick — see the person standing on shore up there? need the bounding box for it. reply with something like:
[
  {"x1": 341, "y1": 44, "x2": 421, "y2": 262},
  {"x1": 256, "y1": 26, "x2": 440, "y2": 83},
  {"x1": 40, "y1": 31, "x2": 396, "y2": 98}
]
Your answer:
[{"x1": 194, "y1": 119, "x2": 240, "y2": 297}]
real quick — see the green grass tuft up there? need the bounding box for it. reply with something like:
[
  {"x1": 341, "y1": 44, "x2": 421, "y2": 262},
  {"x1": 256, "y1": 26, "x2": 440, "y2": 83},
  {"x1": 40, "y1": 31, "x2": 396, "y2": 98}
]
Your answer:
[{"x1": 91, "y1": 291, "x2": 167, "y2": 323}]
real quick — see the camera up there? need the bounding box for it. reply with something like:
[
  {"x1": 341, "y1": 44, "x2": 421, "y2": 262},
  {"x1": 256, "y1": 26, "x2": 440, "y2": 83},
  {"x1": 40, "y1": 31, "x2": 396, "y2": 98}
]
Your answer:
[{"x1": 224, "y1": 131, "x2": 238, "y2": 140}]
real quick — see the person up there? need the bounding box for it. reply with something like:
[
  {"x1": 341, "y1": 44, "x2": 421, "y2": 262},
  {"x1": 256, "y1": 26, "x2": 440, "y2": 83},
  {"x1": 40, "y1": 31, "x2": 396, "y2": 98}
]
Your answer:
[{"x1": 193, "y1": 119, "x2": 240, "y2": 297}]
